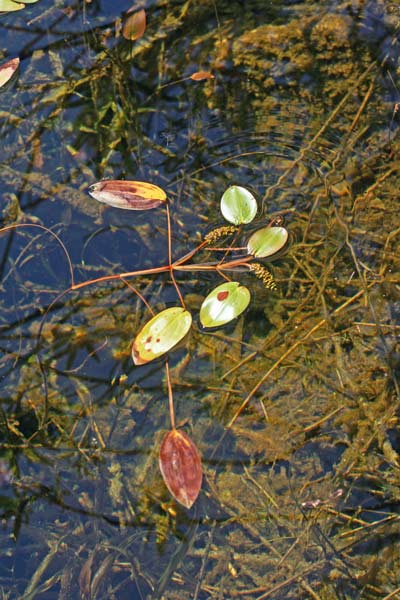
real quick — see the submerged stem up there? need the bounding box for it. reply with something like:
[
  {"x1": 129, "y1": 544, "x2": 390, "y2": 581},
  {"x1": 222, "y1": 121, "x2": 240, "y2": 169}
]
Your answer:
[
  {"x1": 165, "y1": 361, "x2": 175, "y2": 429},
  {"x1": 166, "y1": 201, "x2": 186, "y2": 308}
]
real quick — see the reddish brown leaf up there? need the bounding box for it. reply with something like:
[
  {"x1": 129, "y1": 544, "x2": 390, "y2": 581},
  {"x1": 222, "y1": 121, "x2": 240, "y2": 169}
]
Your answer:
[
  {"x1": 159, "y1": 429, "x2": 202, "y2": 508},
  {"x1": 88, "y1": 179, "x2": 167, "y2": 210},
  {"x1": 122, "y1": 8, "x2": 146, "y2": 41},
  {"x1": 190, "y1": 71, "x2": 214, "y2": 81}
]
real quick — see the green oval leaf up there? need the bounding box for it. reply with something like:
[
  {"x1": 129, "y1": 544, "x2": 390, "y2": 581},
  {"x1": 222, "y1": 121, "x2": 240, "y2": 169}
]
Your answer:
[
  {"x1": 220, "y1": 185, "x2": 257, "y2": 225},
  {"x1": 247, "y1": 226, "x2": 288, "y2": 258},
  {"x1": 132, "y1": 307, "x2": 192, "y2": 365},
  {"x1": 89, "y1": 179, "x2": 167, "y2": 210},
  {"x1": 200, "y1": 282, "x2": 251, "y2": 328}
]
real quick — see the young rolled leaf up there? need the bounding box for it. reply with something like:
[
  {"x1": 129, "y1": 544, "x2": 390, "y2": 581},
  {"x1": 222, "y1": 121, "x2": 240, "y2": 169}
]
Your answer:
[
  {"x1": 220, "y1": 185, "x2": 257, "y2": 225},
  {"x1": 132, "y1": 307, "x2": 192, "y2": 365},
  {"x1": 159, "y1": 429, "x2": 202, "y2": 509},
  {"x1": 0, "y1": 57, "x2": 19, "y2": 88},
  {"x1": 122, "y1": 8, "x2": 146, "y2": 41},
  {"x1": 88, "y1": 180, "x2": 167, "y2": 210},
  {"x1": 247, "y1": 226, "x2": 288, "y2": 258},
  {"x1": 200, "y1": 281, "x2": 251, "y2": 328}
]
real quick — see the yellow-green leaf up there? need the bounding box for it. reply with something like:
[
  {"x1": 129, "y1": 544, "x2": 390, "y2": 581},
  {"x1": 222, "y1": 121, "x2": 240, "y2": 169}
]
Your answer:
[
  {"x1": 0, "y1": 0, "x2": 24, "y2": 11},
  {"x1": 200, "y1": 282, "x2": 251, "y2": 328},
  {"x1": 247, "y1": 226, "x2": 288, "y2": 258},
  {"x1": 220, "y1": 185, "x2": 258, "y2": 225},
  {"x1": 132, "y1": 307, "x2": 192, "y2": 365},
  {"x1": 0, "y1": 0, "x2": 39, "y2": 11}
]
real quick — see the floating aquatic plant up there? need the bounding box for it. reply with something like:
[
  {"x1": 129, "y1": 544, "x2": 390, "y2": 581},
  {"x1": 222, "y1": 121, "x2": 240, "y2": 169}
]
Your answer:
[{"x1": 1, "y1": 177, "x2": 288, "y2": 508}]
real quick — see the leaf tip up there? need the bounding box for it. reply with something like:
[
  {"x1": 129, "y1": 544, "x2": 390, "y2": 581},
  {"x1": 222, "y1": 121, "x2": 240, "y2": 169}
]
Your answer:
[{"x1": 0, "y1": 56, "x2": 20, "y2": 89}]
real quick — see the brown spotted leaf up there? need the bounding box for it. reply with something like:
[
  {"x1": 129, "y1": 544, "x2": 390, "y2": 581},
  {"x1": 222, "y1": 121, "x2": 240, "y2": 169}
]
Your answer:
[
  {"x1": 132, "y1": 307, "x2": 192, "y2": 365},
  {"x1": 159, "y1": 429, "x2": 202, "y2": 508},
  {"x1": 88, "y1": 179, "x2": 167, "y2": 210},
  {"x1": 122, "y1": 8, "x2": 146, "y2": 41}
]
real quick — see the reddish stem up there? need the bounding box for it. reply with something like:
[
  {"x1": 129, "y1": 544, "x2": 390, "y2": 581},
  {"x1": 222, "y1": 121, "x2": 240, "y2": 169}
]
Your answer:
[{"x1": 165, "y1": 361, "x2": 175, "y2": 429}]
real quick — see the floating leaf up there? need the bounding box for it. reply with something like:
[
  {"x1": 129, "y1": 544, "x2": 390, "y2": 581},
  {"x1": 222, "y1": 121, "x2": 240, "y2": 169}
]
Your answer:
[
  {"x1": 159, "y1": 429, "x2": 202, "y2": 508},
  {"x1": 122, "y1": 8, "x2": 146, "y2": 41},
  {"x1": 0, "y1": 57, "x2": 19, "y2": 88},
  {"x1": 88, "y1": 180, "x2": 167, "y2": 210},
  {"x1": 200, "y1": 281, "x2": 251, "y2": 328},
  {"x1": 0, "y1": 0, "x2": 24, "y2": 10},
  {"x1": 190, "y1": 71, "x2": 214, "y2": 81},
  {"x1": 220, "y1": 185, "x2": 258, "y2": 225},
  {"x1": 0, "y1": 0, "x2": 39, "y2": 11},
  {"x1": 132, "y1": 307, "x2": 192, "y2": 365},
  {"x1": 247, "y1": 226, "x2": 288, "y2": 258}
]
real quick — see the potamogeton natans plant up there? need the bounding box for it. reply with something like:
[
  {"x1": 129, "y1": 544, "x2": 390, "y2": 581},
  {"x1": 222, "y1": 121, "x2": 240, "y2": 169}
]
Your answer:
[{"x1": 1, "y1": 181, "x2": 289, "y2": 508}]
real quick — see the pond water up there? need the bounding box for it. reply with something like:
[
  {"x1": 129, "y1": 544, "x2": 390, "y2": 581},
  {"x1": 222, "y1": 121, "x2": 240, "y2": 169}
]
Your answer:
[{"x1": 1, "y1": 0, "x2": 400, "y2": 598}]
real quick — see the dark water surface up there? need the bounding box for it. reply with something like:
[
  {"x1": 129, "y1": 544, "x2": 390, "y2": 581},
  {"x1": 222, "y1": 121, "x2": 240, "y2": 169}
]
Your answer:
[{"x1": 1, "y1": 1, "x2": 400, "y2": 598}]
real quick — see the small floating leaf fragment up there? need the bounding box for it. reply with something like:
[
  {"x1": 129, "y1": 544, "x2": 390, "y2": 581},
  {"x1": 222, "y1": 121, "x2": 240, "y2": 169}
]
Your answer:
[
  {"x1": 88, "y1": 180, "x2": 167, "y2": 210},
  {"x1": 122, "y1": 8, "x2": 146, "y2": 41},
  {"x1": 200, "y1": 281, "x2": 251, "y2": 328},
  {"x1": 132, "y1": 307, "x2": 192, "y2": 365},
  {"x1": 220, "y1": 185, "x2": 258, "y2": 225},
  {"x1": 0, "y1": 57, "x2": 19, "y2": 88},
  {"x1": 190, "y1": 71, "x2": 214, "y2": 81},
  {"x1": 247, "y1": 226, "x2": 288, "y2": 258},
  {"x1": 159, "y1": 429, "x2": 202, "y2": 508}
]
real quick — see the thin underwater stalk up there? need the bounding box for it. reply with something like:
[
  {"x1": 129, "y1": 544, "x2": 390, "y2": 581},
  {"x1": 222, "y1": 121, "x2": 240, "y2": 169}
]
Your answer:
[
  {"x1": 165, "y1": 361, "x2": 175, "y2": 429},
  {"x1": 0, "y1": 222, "x2": 75, "y2": 287},
  {"x1": 166, "y1": 201, "x2": 186, "y2": 308},
  {"x1": 70, "y1": 265, "x2": 170, "y2": 292},
  {"x1": 173, "y1": 254, "x2": 254, "y2": 272},
  {"x1": 121, "y1": 277, "x2": 154, "y2": 315},
  {"x1": 172, "y1": 239, "x2": 209, "y2": 267}
]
